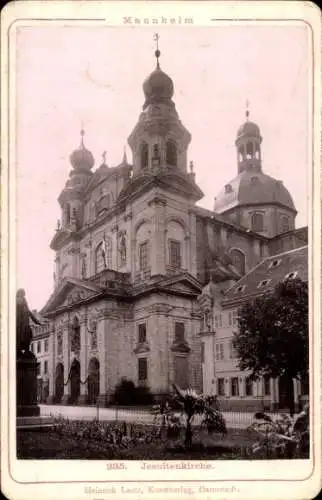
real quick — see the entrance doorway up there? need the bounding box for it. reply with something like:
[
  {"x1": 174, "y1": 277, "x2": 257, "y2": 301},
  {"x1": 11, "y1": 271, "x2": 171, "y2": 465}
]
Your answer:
[
  {"x1": 70, "y1": 359, "x2": 80, "y2": 404},
  {"x1": 55, "y1": 363, "x2": 64, "y2": 403},
  {"x1": 88, "y1": 357, "x2": 100, "y2": 405}
]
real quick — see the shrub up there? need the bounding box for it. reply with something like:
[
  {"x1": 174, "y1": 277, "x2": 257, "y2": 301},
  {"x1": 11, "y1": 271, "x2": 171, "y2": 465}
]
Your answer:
[
  {"x1": 134, "y1": 385, "x2": 155, "y2": 405},
  {"x1": 247, "y1": 405, "x2": 310, "y2": 459},
  {"x1": 113, "y1": 378, "x2": 136, "y2": 405},
  {"x1": 112, "y1": 378, "x2": 155, "y2": 406}
]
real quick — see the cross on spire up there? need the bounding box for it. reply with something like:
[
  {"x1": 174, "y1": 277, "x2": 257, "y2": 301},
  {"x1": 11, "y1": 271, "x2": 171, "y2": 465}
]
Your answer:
[
  {"x1": 245, "y1": 99, "x2": 250, "y2": 120},
  {"x1": 80, "y1": 119, "x2": 85, "y2": 148},
  {"x1": 153, "y1": 33, "x2": 161, "y2": 68}
]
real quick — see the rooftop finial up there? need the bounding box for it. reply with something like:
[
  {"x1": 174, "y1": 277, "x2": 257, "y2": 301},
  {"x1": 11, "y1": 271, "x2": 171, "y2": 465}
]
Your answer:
[
  {"x1": 153, "y1": 33, "x2": 161, "y2": 68},
  {"x1": 122, "y1": 145, "x2": 128, "y2": 164},
  {"x1": 102, "y1": 150, "x2": 107, "y2": 164},
  {"x1": 245, "y1": 99, "x2": 250, "y2": 121},
  {"x1": 80, "y1": 119, "x2": 85, "y2": 148}
]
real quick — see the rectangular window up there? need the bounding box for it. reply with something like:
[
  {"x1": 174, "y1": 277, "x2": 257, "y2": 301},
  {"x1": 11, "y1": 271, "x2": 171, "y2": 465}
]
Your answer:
[
  {"x1": 45, "y1": 339, "x2": 49, "y2": 352},
  {"x1": 232, "y1": 310, "x2": 238, "y2": 326},
  {"x1": 201, "y1": 342, "x2": 205, "y2": 363},
  {"x1": 37, "y1": 341, "x2": 41, "y2": 353},
  {"x1": 217, "y1": 378, "x2": 225, "y2": 396},
  {"x1": 169, "y1": 240, "x2": 181, "y2": 268},
  {"x1": 44, "y1": 360, "x2": 48, "y2": 374},
  {"x1": 245, "y1": 376, "x2": 253, "y2": 396},
  {"x1": 216, "y1": 343, "x2": 224, "y2": 361},
  {"x1": 231, "y1": 377, "x2": 239, "y2": 396},
  {"x1": 264, "y1": 376, "x2": 271, "y2": 396},
  {"x1": 138, "y1": 323, "x2": 147, "y2": 343},
  {"x1": 138, "y1": 358, "x2": 147, "y2": 382},
  {"x1": 36, "y1": 363, "x2": 41, "y2": 376},
  {"x1": 139, "y1": 242, "x2": 149, "y2": 271},
  {"x1": 214, "y1": 314, "x2": 222, "y2": 329},
  {"x1": 175, "y1": 322, "x2": 185, "y2": 343},
  {"x1": 229, "y1": 340, "x2": 237, "y2": 359}
]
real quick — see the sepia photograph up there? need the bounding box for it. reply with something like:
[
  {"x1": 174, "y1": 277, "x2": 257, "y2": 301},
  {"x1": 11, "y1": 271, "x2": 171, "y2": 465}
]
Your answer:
[{"x1": 1, "y1": 1, "x2": 321, "y2": 499}]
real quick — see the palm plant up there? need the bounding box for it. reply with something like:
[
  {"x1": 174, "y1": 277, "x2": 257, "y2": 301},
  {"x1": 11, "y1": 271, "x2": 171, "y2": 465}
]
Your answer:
[{"x1": 153, "y1": 384, "x2": 227, "y2": 448}]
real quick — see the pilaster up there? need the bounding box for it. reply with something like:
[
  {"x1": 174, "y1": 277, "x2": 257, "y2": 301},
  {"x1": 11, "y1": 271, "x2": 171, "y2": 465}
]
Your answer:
[
  {"x1": 78, "y1": 318, "x2": 88, "y2": 405},
  {"x1": 148, "y1": 196, "x2": 167, "y2": 276},
  {"x1": 61, "y1": 326, "x2": 71, "y2": 404}
]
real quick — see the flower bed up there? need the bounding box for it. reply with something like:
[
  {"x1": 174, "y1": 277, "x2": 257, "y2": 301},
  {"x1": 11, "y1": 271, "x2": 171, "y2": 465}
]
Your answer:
[{"x1": 17, "y1": 417, "x2": 254, "y2": 460}]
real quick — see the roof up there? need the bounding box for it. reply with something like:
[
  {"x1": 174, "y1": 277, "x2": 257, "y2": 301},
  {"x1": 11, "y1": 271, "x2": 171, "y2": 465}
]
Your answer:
[
  {"x1": 214, "y1": 169, "x2": 296, "y2": 214},
  {"x1": 223, "y1": 245, "x2": 308, "y2": 305}
]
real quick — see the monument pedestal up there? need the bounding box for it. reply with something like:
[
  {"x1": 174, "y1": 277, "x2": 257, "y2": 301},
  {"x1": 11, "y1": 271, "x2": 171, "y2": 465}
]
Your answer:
[
  {"x1": 16, "y1": 350, "x2": 55, "y2": 430},
  {"x1": 16, "y1": 350, "x2": 40, "y2": 418}
]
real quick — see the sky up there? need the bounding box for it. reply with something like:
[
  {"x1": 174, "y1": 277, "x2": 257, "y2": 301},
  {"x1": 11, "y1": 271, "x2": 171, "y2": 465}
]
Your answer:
[{"x1": 16, "y1": 24, "x2": 310, "y2": 310}]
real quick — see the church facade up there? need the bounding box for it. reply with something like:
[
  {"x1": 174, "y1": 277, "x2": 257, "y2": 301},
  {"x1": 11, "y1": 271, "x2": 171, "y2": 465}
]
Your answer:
[{"x1": 32, "y1": 47, "x2": 308, "y2": 407}]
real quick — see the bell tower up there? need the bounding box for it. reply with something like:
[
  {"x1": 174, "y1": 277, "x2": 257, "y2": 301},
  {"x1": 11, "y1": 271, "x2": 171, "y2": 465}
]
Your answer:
[{"x1": 128, "y1": 35, "x2": 192, "y2": 178}]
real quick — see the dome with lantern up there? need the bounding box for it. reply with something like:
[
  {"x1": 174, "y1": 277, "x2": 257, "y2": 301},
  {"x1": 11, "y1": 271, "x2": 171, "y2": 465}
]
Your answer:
[{"x1": 69, "y1": 130, "x2": 95, "y2": 171}]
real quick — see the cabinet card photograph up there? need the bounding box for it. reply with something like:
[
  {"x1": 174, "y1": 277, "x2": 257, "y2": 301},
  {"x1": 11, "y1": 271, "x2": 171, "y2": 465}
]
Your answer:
[{"x1": 1, "y1": 1, "x2": 321, "y2": 500}]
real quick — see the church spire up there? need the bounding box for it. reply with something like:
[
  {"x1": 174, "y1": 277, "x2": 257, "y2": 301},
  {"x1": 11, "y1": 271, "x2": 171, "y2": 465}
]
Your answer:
[{"x1": 154, "y1": 33, "x2": 161, "y2": 68}]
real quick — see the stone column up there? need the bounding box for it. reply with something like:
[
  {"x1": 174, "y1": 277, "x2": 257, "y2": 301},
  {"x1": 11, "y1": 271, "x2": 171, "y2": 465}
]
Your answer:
[
  {"x1": 149, "y1": 196, "x2": 166, "y2": 276},
  {"x1": 61, "y1": 325, "x2": 71, "y2": 405},
  {"x1": 188, "y1": 209, "x2": 197, "y2": 275},
  {"x1": 239, "y1": 377, "x2": 245, "y2": 397},
  {"x1": 78, "y1": 317, "x2": 88, "y2": 405},
  {"x1": 97, "y1": 316, "x2": 109, "y2": 407}
]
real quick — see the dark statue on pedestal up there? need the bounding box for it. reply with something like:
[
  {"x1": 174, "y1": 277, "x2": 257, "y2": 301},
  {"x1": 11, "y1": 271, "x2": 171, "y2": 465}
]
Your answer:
[{"x1": 16, "y1": 289, "x2": 41, "y2": 417}]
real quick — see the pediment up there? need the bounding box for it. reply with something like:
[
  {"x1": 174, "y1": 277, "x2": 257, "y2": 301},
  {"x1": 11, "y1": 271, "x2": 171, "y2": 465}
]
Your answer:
[
  {"x1": 41, "y1": 278, "x2": 102, "y2": 316},
  {"x1": 160, "y1": 273, "x2": 203, "y2": 296}
]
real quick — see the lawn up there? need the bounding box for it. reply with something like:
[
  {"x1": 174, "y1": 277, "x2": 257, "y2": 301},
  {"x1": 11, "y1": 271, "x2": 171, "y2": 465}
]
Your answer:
[{"x1": 17, "y1": 423, "x2": 256, "y2": 460}]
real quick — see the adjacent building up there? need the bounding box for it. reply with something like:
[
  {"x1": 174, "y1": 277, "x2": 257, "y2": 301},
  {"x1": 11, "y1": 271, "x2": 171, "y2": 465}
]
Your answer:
[{"x1": 199, "y1": 245, "x2": 308, "y2": 412}]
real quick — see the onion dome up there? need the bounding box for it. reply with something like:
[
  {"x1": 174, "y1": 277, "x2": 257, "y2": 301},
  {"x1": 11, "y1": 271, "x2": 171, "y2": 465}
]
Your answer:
[
  {"x1": 237, "y1": 120, "x2": 261, "y2": 139},
  {"x1": 142, "y1": 46, "x2": 174, "y2": 109},
  {"x1": 69, "y1": 129, "x2": 94, "y2": 171}
]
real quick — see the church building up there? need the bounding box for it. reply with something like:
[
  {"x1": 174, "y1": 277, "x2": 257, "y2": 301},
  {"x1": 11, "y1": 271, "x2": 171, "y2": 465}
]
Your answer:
[{"x1": 32, "y1": 45, "x2": 308, "y2": 408}]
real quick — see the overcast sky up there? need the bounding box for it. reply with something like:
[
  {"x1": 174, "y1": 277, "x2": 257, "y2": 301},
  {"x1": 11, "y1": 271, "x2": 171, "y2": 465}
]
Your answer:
[{"x1": 16, "y1": 25, "x2": 310, "y2": 310}]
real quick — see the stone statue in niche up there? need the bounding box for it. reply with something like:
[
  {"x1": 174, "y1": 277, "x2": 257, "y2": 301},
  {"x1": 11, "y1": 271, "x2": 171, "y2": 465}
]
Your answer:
[{"x1": 119, "y1": 234, "x2": 127, "y2": 264}]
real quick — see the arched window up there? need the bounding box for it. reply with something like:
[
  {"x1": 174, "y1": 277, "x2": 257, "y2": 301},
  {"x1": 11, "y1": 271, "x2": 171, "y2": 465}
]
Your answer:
[
  {"x1": 251, "y1": 212, "x2": 264, "y2": 232},
  {"x1": 152, "y1": 144, "x2": 160, "y2": 167},
  {"x1": 166, "y1": 140, "x2": 177, "y2": 166},
  {"x1": 57, "y1": 331, "x2": 63, "y2": 356},
  {"x1": 141, "y1": 142, "x2": 148, "y2": 169},
  {"x1": 246, "y1": 141, "x2": 253, "y2": 159},
  {"x1": 281, "y1": 215, "x2": 290, "y2": 233},
  {"x1": 70, "y1": 317, "x2": 80, "y2": 353},
  {"x1": 230, "y1": 249, "x2": 246, "y2": 275}
]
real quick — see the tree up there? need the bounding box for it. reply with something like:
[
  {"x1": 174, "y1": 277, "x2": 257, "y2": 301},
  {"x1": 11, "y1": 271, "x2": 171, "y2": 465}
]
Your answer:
[{"x1": 233, "y1": 277, "x2": 308, "y2": 416}]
